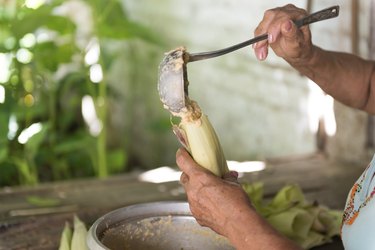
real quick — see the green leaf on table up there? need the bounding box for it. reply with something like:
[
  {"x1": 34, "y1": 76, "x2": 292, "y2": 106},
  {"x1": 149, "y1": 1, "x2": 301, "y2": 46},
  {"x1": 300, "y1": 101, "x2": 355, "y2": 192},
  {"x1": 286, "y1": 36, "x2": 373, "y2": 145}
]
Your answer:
[
  {"x1": 59, "y1": 216, "x2": 88, "y2": 250},
  {"x1": 242, "y1": 182, "x2": 264, "y2": 210},
  {"x1": 299, "y1": 231, "x2": 326, "y2": 249},
  {"x1": 267, "y1": 207, "x2": 314, "y2": 240},
  {"x1": 242, "y1": 182, "x2": 343, "y2": 249},
  {"x1": 71, "y1": 215, "x2": 88, "y2": 250},
  {"x1": 59, "y1": 222, "x2": 72, "y2": 250},
  {"x1": 309, "y1": 206, "x2": 342, "y2": 238},
  {"x1": 26, "y1": 195, "x2": 61, "y2": 207},
  {"x1": 325, "y1": 210, "x2": 343, "y2": 237},
  {"x1": 269, "y1": 184, "x2": 306, "y2": 209}
]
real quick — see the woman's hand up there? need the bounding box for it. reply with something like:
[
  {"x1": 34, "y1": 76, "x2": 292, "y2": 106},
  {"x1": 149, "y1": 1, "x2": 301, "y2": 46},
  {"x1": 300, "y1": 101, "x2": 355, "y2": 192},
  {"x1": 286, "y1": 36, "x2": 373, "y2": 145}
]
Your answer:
[
  {"x1": 253, "y1": 4, "x2": 314, "y2": 66},
  {"x1": 176, "y1": 148, "x2": 253, "y2": 237},
  {"x1": 176, "y1": 148, "x2": 303, "y2": 250}
]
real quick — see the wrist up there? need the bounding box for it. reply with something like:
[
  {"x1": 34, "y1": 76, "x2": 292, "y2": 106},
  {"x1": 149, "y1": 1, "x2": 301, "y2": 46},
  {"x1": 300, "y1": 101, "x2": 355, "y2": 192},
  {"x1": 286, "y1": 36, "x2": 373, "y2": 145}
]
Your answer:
[
  {"x1": 289, "y1": 45, "x2": 324, "y2": 82},
  {"x1": 224, "y1": 206, "x2": 302, "y2": 250},
  {"x1": 224, "y1": 206, "x2": 264, "y2": 246},
  {"x1": 289, "y1": 45, "x2": 320, "y2": 69},
  {"x1": 222, "y1": 203, "x2": 252, "y2": 233}
]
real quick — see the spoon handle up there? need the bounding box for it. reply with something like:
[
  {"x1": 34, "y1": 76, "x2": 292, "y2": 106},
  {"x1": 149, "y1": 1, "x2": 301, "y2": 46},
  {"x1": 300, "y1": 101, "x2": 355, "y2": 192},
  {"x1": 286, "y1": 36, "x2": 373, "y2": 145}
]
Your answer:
[{"x1": 188, "y1": 5, "x2": 339, "y2": 63}]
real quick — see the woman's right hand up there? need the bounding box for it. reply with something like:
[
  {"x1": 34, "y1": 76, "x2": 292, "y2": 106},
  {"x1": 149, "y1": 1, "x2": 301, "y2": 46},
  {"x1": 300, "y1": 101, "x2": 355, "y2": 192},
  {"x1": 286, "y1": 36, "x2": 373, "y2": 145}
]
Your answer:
[
  {"x1": 176, "y1": 148, "x2": 253, "y2": 237},
  {"x1": 253, "y1": 4, "x2": 315, "y2": 66}
]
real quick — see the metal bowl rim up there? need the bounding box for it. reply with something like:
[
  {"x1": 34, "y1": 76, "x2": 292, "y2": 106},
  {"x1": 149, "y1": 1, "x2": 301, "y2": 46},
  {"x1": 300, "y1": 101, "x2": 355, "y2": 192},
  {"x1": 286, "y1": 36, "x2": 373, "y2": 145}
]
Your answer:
[{"x1": 87, "y1": 201, "x2": 191, "y2": 250}]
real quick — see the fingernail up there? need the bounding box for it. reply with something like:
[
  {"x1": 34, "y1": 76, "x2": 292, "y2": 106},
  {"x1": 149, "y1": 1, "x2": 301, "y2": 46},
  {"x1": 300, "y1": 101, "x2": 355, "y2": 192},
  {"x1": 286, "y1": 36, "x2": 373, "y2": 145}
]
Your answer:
[
  {"x1": 268, "y1": 34, "x2": 274, "y2": 43},
  {"x1": 258, "y1": 50, "x2": 266, "y2": 60},
  {"x1": 229, "y1": 171, "x2": 239, "y2": 178}
]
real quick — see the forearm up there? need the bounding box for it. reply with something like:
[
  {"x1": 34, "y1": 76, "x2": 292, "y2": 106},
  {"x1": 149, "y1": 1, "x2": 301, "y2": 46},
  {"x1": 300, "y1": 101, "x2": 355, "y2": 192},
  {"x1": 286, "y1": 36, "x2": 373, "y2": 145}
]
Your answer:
[
  {"x1": 291, "y1": 46, "x2": 375, "y2": 114},
  {"x1": 225, "y1": 207, "x2": 302, "y2": 250}
]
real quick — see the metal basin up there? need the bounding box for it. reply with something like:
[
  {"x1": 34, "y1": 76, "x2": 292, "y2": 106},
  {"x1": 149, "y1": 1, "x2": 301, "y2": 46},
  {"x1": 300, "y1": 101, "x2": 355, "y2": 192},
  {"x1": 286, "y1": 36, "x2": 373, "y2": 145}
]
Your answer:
[{"x1": 87, "y1": 201, "x2": 235, "y2": 250}]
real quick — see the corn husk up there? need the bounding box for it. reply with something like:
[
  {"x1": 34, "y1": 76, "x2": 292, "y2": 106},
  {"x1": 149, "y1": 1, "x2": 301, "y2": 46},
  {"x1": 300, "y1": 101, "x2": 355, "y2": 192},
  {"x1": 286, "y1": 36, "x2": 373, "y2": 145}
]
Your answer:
[
  {"x1": 172, "y1": 99, "x2": 228, "y2": 177},
  {"x1": 71, "y1": 215, "x2": 88, "y2": 250},
  {"x1": 177, "y1": 113, "x2": 228, "y2": 176},
  {"x1": 59, "y1": 222, "x2": 72, "y2": 250},
  {"x1": 242, "y1": 182, "x2": 342, "y2": 249}
]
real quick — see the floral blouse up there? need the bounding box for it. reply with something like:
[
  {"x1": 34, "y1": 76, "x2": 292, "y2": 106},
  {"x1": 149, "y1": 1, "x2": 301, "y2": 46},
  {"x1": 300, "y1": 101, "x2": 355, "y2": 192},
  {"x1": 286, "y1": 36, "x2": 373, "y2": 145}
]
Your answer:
[{"x1": 341, "y1": 154, "x2": 375, "y2": 250}]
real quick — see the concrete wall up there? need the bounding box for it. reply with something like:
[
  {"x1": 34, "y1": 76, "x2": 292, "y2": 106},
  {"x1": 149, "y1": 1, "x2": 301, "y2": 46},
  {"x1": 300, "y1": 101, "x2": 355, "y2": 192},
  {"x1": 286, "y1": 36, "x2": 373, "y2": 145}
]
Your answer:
[{"x1": 115, "y1": 0, "x2": 372, "y2": 167}]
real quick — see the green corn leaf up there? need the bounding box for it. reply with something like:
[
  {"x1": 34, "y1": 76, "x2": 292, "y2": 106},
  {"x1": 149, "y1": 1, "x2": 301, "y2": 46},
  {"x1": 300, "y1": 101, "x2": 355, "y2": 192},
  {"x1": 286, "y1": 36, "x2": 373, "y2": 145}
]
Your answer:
[
  {"x1": 242, "y1": 182, "x2": 265, "y2": 212},
  {"x1": 242, "y1": 182, "x2": 343, "y2": 249},
  {"x1": 266, "y1": 207, "x2": 315, "y2": 240},
  {"x1": 269, "y1": 184, "x2": 306, "y2": 209},
  {"x1": 71, "y1": 215, "x2": 88, "y2": 250},
  {"x1": 298, "y1": 231, "x2": 326, "y2": 249},
  {"x1": 59, "y1": 222, "x2": 72, "y2": 250}
]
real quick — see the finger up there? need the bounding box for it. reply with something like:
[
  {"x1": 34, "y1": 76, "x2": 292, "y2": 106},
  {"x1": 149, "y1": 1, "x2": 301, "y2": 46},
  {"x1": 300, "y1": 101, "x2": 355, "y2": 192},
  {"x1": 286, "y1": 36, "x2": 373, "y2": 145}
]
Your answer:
[
  {"x1": 252, "y1": 39, "x2": 268, "y2": 50},
  {"x1": 252, "y1": 8, "x2": 275, "y2": 51},
  {"x1": 176, "y1": 148, "x2": 202, "y2": 175},
  {"x1": 254, "y1": 8, "x2": 276, "y2": 37},
  {"x1": 267, "y1": 19, "x2": 284, "y2": 45},
  {"x1": 254, "y1": 45, "x2": 268, "y2": 61}
]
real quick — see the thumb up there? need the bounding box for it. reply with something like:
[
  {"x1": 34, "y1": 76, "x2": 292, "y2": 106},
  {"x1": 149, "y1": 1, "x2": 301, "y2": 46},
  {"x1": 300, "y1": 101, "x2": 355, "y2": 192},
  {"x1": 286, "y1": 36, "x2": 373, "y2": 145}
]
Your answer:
[{"x1": 176, "y1": 148, "x2": 200, "y2": 175}]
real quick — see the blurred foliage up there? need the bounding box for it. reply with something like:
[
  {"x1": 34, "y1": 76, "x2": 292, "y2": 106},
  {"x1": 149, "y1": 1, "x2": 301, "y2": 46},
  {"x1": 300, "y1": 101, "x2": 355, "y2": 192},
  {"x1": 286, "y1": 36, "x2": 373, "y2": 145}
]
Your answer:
[{"x1": 0, "y1": 0, "x2": 161, "y2": 186}]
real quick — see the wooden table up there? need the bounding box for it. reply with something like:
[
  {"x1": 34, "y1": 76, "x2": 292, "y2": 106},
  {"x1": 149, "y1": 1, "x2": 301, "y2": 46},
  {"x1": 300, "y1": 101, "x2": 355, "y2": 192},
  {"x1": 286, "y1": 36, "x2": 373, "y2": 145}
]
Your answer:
[{"x1": 0, "y1": 154, "x2": 365, "y2": 250}]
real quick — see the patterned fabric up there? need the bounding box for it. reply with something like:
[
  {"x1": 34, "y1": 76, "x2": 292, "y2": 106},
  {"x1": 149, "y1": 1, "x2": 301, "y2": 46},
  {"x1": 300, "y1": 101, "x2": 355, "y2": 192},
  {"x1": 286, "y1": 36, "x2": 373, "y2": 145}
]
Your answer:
[{"x1": 341, "y1": 154, "x2": 375, "y2": 250}]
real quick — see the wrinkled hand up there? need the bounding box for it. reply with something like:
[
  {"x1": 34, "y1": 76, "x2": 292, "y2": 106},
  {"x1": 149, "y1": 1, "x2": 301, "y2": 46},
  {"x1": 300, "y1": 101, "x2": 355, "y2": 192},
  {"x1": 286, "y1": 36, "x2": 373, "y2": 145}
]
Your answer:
[
  {"x1": 176, "y1": 148, "x2": 253, "y2": 237},
  {"x1": 253, "y1": 4, "x2": 314, "y2": 65}
]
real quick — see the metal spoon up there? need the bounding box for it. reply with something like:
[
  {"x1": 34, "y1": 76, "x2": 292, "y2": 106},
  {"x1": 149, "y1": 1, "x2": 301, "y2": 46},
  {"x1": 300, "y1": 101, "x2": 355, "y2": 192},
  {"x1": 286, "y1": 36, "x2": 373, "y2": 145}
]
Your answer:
[
  {"x1": 158, "y1": 5, "x2": 340, "y2": 113},
  {"x1": 188, "y1": 5, "x2": 339, "y2": 62}
]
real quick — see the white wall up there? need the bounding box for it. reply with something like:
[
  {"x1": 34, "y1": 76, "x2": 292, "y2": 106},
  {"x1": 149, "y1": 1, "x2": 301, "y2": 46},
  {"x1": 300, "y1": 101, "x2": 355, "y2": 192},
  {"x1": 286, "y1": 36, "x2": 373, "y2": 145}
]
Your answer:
[{"x1": 119, "y1": 0, "x2": 371, "y2": 165}]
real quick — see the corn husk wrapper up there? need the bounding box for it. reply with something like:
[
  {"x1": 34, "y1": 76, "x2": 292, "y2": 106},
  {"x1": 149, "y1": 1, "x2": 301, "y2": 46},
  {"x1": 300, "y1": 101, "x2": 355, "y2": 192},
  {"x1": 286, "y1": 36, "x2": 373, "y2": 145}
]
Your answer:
[
  {"x1": 242, "y1": 182, "x2": 342, "y2": 249},
  {"x1": 59, "y1": 222, "x2": 72, "y2": 250},
  {"x1": 71, "y1": 215, "x2": 88, "y2": 250},
  {"x1": 58, "y1": 215, "x2": 88, "y2": 250}
]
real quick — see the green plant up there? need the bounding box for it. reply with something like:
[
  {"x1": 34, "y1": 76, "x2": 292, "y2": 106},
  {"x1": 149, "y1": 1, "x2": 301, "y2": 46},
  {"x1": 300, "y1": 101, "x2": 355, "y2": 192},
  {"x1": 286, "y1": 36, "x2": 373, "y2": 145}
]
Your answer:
[{"x1": 0, "y1": 0, "x2": 160, "y2": 186}]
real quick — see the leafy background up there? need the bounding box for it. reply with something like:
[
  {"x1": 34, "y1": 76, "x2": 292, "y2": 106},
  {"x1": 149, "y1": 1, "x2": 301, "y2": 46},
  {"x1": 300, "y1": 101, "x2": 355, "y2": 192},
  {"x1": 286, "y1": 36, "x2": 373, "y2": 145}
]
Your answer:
[{"x1": 0, "y1": 0, "x2": 172, "y2": 186}]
